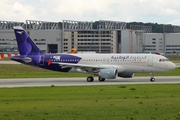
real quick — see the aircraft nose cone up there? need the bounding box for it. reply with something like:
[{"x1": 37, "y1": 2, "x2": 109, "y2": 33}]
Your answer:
[{"x1": 169, "y1": 62, "x2": 176, "y2": 70}]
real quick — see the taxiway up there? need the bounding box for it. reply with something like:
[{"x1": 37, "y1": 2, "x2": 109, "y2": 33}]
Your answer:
[{"x1": 0, "y1": 76, "x2": 180, "y2": 88}]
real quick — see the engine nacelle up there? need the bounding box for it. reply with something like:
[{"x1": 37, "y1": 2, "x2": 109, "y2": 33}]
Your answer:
[
  {"x1": 99, "y1": 68, "x2": 117, "y2": 79},
  {"x1": 117, "y1": 72, "x2": 134, "y2": 78}
]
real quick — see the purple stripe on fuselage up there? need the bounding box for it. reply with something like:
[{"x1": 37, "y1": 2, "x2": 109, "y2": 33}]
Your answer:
[{"x1": 40, "y1": 53, "x2": 82, "y2": 72}]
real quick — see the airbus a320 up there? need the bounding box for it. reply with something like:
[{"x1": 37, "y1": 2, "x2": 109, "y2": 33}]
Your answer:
[{"x1": 11, "y1": 26, "x2": 176, "y2": 82}]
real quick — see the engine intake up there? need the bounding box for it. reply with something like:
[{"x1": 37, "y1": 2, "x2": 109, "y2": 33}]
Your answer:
[{"x1": 99, "y1": 68, "x2": 117, "y2": 79}]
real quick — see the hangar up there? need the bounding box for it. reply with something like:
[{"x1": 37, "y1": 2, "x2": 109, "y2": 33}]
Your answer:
[{"x1": 0, "y1": 20, "x2": 180, "y2": 55}]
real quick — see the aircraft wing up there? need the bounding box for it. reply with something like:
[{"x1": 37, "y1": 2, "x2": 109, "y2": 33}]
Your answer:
[
  {"x1": 52, "y1": 62, "x2": 100, "y2": 68},
  {"x1": 52, "y1": 62, "x2": 103, "y2": 73},
  {"x1": 51, "y1": 62, "x2": 125, "y2": 73}
]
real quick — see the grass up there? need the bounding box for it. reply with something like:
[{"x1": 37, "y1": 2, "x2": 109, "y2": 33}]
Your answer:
[
  {"x1": 0, "y1": 84, "x2": 180, "y2": 120},
  {"x1": 0, "y1": 58, "x2": 11, "y2": 61},
  {"x1": 0, "y1": 64, "x2": 180, "y2": 78},
  {"x1": 167, "y1": 56, "x2": 180, "y2": 63},
  {"x1": 0, "y1": 64, "x2": 89, "y2": 78},
  {"x1": 135, "y1": 67, "x2": 180, "y2": 76}
]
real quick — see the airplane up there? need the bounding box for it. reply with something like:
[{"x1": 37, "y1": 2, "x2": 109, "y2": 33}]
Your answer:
[{"x1": 11, "y1": 26, "x2": 176, "y2": 82}]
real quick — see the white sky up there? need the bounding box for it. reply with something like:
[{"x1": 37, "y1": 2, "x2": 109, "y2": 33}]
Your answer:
[{"x1": 1, "y1": 0, "x2": 180, "y2": 25}]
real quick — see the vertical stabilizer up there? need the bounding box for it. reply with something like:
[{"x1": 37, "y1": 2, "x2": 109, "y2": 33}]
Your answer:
[{"x1": 13, "y1": 26, "x2": 43, "y2": 65}]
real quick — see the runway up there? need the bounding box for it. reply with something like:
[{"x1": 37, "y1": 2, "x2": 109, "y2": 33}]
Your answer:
[
  {"x1": 0, "y1": 76, "x2": 180, "y2": 88},
  {"x1": 0, "y1": 61, "x2": 20, "y2": 64},
  {"x1": 0, "y1": 61, "x2": 180, "y2": 67}
]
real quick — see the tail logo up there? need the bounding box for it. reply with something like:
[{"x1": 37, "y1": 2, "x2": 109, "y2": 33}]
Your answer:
[
  {"x1": 47, "y1": 60, "x2": 52, "y2": 65},
  {"x1": 16, "y1": 31, "x2": 24, "y2": 34}
]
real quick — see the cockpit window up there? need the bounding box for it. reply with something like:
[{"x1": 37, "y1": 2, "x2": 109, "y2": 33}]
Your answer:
[{"x1": 159, "y1": 59, "x2": 169, "y2": 62}]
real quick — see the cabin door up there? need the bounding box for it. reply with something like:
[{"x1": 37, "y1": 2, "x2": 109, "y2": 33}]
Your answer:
[
  {"x1": 148, "y1": 56, "x2": 153, "y2": 66},
  {"x1": 40, "y1": 55, "x2": 45, "y2": 66}
]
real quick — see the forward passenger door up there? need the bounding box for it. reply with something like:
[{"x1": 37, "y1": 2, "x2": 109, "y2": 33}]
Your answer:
[{"x1": 148, "y1": 56, "x2": 153, "y2": 66}]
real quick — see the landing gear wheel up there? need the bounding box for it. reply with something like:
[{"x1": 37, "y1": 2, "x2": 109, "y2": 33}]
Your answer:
[
  {"x1": 98, "y1": 77, "x2": 105, "y2": 82},
  {"x1": 87, "y1": 76, "x2": 94, "y2": 82},
  {"x1": 150, "y1": 71, "x2": 155, "y2": 82},
  {"x1": 150, "y1": 78, "x2": 155, "y2": 82}
]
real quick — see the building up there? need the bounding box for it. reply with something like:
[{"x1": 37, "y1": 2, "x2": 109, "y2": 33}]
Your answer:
[
  {"x1": 0, "y1": 20, "x2": 62, "y2": 53},
  {"x1": 62, "y1": 20, "x2": 136, "y2": 53},
  {"x1": 0, "y1": 20, "x2": 180, "y2": 55},
  {"x1": 143, "y1": 33, "x2": 180, "y2": 54}
]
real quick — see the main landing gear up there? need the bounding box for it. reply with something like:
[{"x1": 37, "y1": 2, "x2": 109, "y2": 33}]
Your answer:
[
  {"x1": 150, "y1": 71, "x2": 155, "y2": 82},
  {"x1": 87, "y1": 76, "x2": 94, "y2": 82},
  {"x1": 86, "y1": 76, "x2": 106, "y2": 82},
  {"x1": 98, "y1": 77, "x2": 105, "y2": 82}
]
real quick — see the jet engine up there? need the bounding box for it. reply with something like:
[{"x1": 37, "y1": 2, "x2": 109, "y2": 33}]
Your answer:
[
  {"x1": 117, "y1": 72, "x2": 134, "y2": 78},
  {"x1": 99, "y1": 68, "x2": 117, "y2": 79}
]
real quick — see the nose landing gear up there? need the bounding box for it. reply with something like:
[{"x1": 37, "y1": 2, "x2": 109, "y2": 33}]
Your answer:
[{"x1": 150, "y1": 71, "x2": 155, "y2": 82}]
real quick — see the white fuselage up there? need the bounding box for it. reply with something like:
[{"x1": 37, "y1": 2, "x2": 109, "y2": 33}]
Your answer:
[{"x1": 62, "y1": 53, "x2": 176, "y2": 73}]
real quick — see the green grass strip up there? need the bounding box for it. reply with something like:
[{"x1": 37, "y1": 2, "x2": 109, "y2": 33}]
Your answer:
[
  {"x1": 0, "y1": 84, "x2": 180, "y2": 120},
  {"x1": 0, "y1": 64, "x2": 179, "y2": 78}
]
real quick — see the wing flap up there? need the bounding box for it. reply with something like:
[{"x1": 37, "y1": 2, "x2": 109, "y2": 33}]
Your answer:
[
  {"x1": 52, "y1": 62, "x2": 101, "y2": 68},
  {"x1": 51, "y1": 62, "x2": 126, "y2": 73}
]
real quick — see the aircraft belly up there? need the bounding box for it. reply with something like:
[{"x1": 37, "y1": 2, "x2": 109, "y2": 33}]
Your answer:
[
  {"x1": 124, "y1": 65, "x2": 165, "y2": 73},
  {"x1": 68, "y1": 68, "x2": 77, "y2": 72}
]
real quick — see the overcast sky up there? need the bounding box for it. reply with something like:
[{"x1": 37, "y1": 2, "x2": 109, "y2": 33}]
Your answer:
[{"x1": 1, "y1": 0, "x2": 180, "y2": 25}]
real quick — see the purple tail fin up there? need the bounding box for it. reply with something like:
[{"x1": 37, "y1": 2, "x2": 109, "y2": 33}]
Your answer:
[
  {"x1": 13, "y1": 26, "x2": 42, "y2": 57},
  {"x1": 13, "y1": 26, "x2": 43, "y2": 65}
]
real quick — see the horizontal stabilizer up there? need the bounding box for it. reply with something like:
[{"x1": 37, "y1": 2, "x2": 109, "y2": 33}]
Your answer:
[{"x1": 11, "y1": 56, "x2": 32, "y2": 63}]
